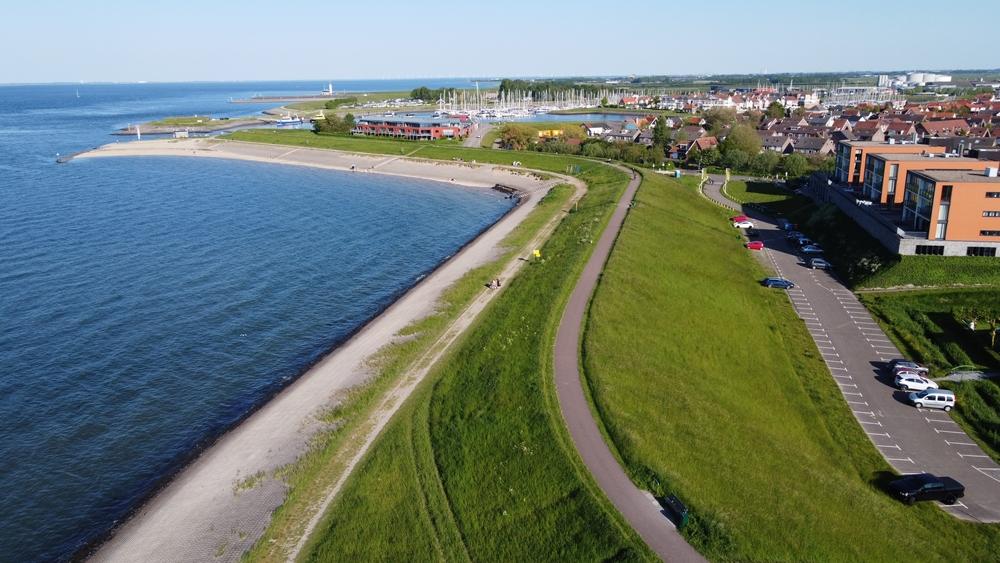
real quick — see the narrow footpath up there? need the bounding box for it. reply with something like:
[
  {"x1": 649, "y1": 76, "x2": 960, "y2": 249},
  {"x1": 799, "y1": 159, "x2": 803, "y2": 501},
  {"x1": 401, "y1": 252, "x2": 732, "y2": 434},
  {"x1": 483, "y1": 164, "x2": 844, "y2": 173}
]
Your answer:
[
  {"x1": 553, "y1": 168, "x2": 706, "y2": 563},
  {"x1": 703, "y1": 176, "x2": 1000, "y2": 523}
]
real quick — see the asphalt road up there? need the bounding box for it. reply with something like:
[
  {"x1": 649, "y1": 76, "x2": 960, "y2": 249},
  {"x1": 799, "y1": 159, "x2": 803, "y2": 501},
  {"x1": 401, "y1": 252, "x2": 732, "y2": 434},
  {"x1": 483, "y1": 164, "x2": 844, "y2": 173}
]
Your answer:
[
  {"x1": 703, "y1": 177, "x2": 1000, "y2": 523},
  {"x1": 553, "y1": 168, "x2": 705, "y2": 562},
  {"x1": 463, "y1": 123, "x2": 492, "y2": 148}
]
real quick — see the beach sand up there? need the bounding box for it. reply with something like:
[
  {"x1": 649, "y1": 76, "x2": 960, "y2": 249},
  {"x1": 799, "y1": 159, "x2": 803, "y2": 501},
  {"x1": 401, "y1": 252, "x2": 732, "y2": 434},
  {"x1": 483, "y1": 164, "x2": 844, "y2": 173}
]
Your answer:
[{"x1": 76, "y1": 139, "x2": 577, "y2": 562}]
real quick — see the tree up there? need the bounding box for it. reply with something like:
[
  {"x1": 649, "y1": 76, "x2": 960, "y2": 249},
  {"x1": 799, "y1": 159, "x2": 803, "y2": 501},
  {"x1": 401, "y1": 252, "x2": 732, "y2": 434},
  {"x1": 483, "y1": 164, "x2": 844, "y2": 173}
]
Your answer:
[
  {"x1": 783, "y1": 153, "x2": 809, "y2": 178},
  {"x1": 722, "y1": 149, "x2": 750, "y2": 170},
  {"x1": 600, "y1": 97, "x2": 609, "y2": 107},
  {"x1": 703, "y1": 107, "x2": 737, "y2": 135},
  {"x1": 720, "y1": 123, "x2": 762, "y2": 157},
  {"x1": 498, "y1": 123, "x2": 536, "y2": 150},
  {"x1": 648, "y1": 144, "x2": 665, "y2": 164},
  {"x1": 749, "y1": 151, "x2": 780, "y2": 175},
  {"x1": 653, "y1": 117, "x2": 672, "y2": 147},
  {"x1": 581, "y1": 141, "x2": 606, "y2": 158},
  {"x1": 314, "y1": 113, "x2": 354, "y2": 135},
  {"x1": 792, "y1": 106, "x2": 807, "y2": 118},
  {"x1": 766, "y1": 101, "x2": 785, "y2": 119}
]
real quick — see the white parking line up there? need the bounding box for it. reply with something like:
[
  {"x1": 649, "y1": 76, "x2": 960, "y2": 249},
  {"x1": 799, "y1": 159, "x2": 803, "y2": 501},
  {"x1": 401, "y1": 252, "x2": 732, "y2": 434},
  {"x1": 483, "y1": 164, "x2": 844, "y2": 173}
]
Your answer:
[
  {"x1": 940, "y1": 501, "x2": 969, "y2": 509},
  {"x1": 832, "y1": 374, "x2": 853, "y2": 379},
  {"x1": 842, "y1": 391, "x2": 863, "y2": 396},
  {"x1": 822, "y1": 352, "x2": 840, "y2": 357},
  {"x1": 827, "y1": 359, "x2": 845, "y2": 364},
  {"x1": 946, "y1": 441, "x2": 978, "y2": 447},
  {"x1": 886, "y1": 457, "x2": 915, "y2": 463},
  {"x1": 975, "y1": 468, "x2": 1000, "y2": 483},
  {"x1": 866, "y1": 338, "x2": 892, "y2": 343},
  {"x1": 860, "y1": 420, "x2": 883, "y2": 426},
  {"x1": 934, "y1": 428, "x2": 967, "y2": 435},
  {"x1": 876, "y1": 444, "x2": 902, "y2": 450},
  {"x1": 845, "y1": 400, "x2": 868, "y2": 406},
  {"x1": 867, "y1": 432, "x2": 891, "y2": 438},
  {"x1": 829, "y1": 367, "x2": 849, "y2": 371},
  {"x1": 925, "y1": 417, "x2": 956, "y2": 424},
  {"x1": 838, "y1": 382, "x2": 858, "y2": 388},
  {"x1": 958, "y1": 453, "x2": 990, "y2": 459},
  {"x1": 853, "y1": 410, "x2": 876, "y2": 417},
  {"x1": 818, "y1": 345, "x2": 837, "y2": 350}
]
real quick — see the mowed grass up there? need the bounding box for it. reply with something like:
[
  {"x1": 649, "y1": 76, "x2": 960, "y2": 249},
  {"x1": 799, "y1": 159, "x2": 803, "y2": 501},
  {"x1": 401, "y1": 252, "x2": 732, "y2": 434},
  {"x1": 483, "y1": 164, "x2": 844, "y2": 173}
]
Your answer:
[
  {"x1": 582, "y1": 172, "x2": 1000, "y2": 561},
  {"x1": 299, "y1": 159, "x2": 652, "y2": 561},
  {"x1": 860, "y1": 289, "x2": 1000, "y2": 463}
]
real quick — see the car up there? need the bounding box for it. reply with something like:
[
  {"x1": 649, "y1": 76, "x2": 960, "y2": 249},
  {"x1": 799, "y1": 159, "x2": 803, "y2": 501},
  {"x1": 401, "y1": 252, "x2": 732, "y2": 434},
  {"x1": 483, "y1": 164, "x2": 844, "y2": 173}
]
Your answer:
[
  {"x1": 746, "y1": 227, "x2": 760, "y2": 238},
  {"x1": 808, "y1": 257, "x2": 831, "y2": 269},
  {"x1": 785, "y1": 230, "x2": 804, "y2": 240},
  {"x1": 776, "y1": 218, "x2": 794, "y2": 230},
  {"x1": 730, "y1": 214, "x2": 749, "y2": 223},
  {"x1": 733, "y1": 220, "x2": 755, "y2": 229},
  {"x1": 746, "y1": 240, "x2": 764, "y2": 250},
  {"x1": 908, "y1": 388, "x2": 955, "y2": 411},
  {"x1": 894, "y1": 373, "x2": 939, "y2": 392},
  {"x1": 891, "y1": 361, "x2": 929, "y2": 376},
  {"x1": 800, "y1": 245, "x2": 824, "y2": 254},
  {"x1": 795, "y1": 237, "x2": 814, "y2": 247},
  {"x1": 887, "y1": 473, "x2": 964, "y2": 505},
  {"x1": 762, "y1": 277, "x2": 795, "y2": 289}
]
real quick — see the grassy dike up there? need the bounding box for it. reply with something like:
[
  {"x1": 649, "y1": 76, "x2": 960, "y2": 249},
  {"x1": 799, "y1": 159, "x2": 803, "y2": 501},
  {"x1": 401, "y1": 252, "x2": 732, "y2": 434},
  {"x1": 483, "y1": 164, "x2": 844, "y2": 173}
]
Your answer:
[
  {"x1": 582, "y1": 172, "x2": 1000, "y2": 560},
  {"x1": 225, "y1": 130, "x2": 653, "y2": 561}
]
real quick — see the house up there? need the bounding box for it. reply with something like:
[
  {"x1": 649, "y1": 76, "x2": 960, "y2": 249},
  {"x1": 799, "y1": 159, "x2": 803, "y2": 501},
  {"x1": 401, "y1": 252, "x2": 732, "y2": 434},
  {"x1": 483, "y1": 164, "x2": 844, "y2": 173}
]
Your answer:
[
  {"x1": 581, "y1": 122, "x2": 611, "y2": 137},
  {"x1": 636, "y1": 129, "x2": 656, "y2": 147},
  {"x1": 885, "y1": 120, "x2": 917, "y2": 137},
  {"x1": 793, "y1": 137, "x2": 834, "y2": 156},
  {"x1": 762, "y1": 135, "x2": 794, "y2": 154},
  {"x1": 918, "y1": 119, "x2": 970, "y2": 137},
  {"x1": 853, "y1": 120, "x2": 887, "y2": 142},
  {"x1": 678, "y1": 125, "x2": 706, "y2": 140},
  {"x1": 687, "y1": 136, "x2": 719, "y2": 154}
]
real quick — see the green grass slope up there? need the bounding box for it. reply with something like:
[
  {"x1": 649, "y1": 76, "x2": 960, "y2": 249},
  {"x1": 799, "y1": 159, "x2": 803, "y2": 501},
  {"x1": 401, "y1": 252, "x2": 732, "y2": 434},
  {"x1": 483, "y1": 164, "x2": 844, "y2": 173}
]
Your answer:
[{"x1": 582, "y1": 172, "x2": 1000, "y2": 561}]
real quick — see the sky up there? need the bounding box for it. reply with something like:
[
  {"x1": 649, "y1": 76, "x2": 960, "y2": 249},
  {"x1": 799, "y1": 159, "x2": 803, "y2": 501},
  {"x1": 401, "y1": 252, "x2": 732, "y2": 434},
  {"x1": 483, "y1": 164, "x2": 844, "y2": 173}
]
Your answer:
[{"x1": 2, "y1": 0, "x2": 996, "y2": 84}]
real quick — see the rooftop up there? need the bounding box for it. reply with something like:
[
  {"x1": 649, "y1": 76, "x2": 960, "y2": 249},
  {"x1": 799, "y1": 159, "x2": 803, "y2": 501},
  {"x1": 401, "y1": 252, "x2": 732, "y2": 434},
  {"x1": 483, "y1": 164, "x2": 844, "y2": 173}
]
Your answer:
[
  {"x1": 910, "y1": 169, "x2": 1000, "y2": 184},
  {"x1": 869, "y1": 153, "x2": 983, "y2": 163}
]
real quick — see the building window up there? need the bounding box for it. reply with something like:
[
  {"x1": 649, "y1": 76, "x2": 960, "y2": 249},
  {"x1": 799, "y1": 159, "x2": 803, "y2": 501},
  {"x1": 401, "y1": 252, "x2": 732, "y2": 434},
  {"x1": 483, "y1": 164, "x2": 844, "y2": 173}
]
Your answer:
[
  {"x1": 915, "y1": 245, "x2": 945, "y2": 255},
  {"x1": 981, "y1": 231, "x2": 1000, "y2": 237},
  {"x1": 988, "y1": 192, "x2": 1000, "y2": 198},
  {"x1": 967, "y1": 247, "x2": 997, "y2": 257},
  {"x1": 941, "y1": 185, "x2": 953, "y2": 203},
  {"x1": 984, "y1": 211, "x2": 1000, "y2": 217}
]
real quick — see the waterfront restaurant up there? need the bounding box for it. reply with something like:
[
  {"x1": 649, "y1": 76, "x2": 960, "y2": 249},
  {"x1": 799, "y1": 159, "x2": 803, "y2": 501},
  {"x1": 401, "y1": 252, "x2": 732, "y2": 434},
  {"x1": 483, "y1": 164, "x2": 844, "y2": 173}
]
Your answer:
[
  {"x1": 901, "y1": 167, "x2": 1000, "y2": 255},
  {"x1": 834, "y1": 140, "x2": 944, "y2": 187},
  {"x1": 862, "y1": 153, "x2": 998, "y2": 207},
  {"x1": 352, "y1": 115, "x2": 471, "y2": 140}
]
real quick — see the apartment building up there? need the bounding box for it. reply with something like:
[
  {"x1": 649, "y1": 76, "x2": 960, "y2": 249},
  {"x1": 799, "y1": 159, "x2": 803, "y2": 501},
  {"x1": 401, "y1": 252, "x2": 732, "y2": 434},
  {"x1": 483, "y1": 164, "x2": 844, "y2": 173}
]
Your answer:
[
  {"x1": 833, "y1": 140, "x2": 945, "y2": 186},
  {"x1": 901, "y1": 167, "x2": 1000, "y2": 255},
  {"x1": 862, "y1": 153, "x2": 998, "y2": 207}
]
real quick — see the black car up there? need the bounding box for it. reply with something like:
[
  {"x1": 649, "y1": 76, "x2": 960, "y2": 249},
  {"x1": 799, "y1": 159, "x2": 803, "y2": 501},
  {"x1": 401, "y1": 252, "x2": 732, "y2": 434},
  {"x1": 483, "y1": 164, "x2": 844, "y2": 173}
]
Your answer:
[
  {"x1": 762, "y1": 277, "x2": 795, "y2": 289},
  {"x1": 888, "y1": 473, "x2": 964, "y2": 505}
]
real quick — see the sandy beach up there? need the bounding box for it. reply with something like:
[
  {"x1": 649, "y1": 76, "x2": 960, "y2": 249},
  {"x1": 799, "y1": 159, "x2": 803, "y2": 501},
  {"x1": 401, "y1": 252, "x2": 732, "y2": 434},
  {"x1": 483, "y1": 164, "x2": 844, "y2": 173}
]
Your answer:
[{"x1": 74, "y1": 139, "x2": 577, "y2": 562}]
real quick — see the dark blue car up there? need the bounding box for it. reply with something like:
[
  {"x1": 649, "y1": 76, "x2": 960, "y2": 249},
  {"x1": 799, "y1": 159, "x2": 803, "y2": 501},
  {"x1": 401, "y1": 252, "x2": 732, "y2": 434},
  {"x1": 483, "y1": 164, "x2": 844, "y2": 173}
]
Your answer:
[{"x1": 762, "y1": 277, "x2": 795, "y2": 289}]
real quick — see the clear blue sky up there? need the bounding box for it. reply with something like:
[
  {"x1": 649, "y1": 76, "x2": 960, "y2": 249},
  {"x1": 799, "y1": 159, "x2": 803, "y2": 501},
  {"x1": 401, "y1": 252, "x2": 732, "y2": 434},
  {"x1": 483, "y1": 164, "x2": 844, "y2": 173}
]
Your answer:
[{"x1": 2, "y1": 0, "x2": 995, "y2": 83}]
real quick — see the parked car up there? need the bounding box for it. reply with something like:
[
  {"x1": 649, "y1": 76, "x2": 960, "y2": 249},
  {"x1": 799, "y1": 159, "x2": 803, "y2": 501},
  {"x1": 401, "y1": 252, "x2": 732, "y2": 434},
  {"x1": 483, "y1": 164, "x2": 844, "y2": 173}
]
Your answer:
[
  {"x1": 887, "y1": 473, "x2": 964, "y2": 505},
  {"x1": 785, "y1": 231, "x2": 804, "y2": 240},
  {"x1": 808, "y1": 258, "x2": 831, "y2": 269},
  {"x1": 777, "y1": 218, "x2": 794, "y2": 230},
  {"x1": 895, "y1": 373, "x2": 939, "y2": 392},
  {"x1": 795, "y1": 237, "x2": 814, "y2": 247},
  {"x1": 801, "y1": 245, "x2": 824, "y2": 254},
  {"x1": 730, "y1": 214, "x2": 749, "y2": 223},
  {"x1": 908, "y1": 388, "x2": 955, "y2": 411},
  {"x1": 733, "y1": 220, "x2": 755, "y2": 229},
  {"x1": 891, "y1": 361, "x2": 929, "y2": 376},
  {"x1": 762, "y1": 277, "x2": 795, "y2": 289},
  {"x1": 746, "y1": 240, "x2": 764, "y2": 250},
  {"x1": 746, "y1": 227, "x2": 760, "y2": 238}
]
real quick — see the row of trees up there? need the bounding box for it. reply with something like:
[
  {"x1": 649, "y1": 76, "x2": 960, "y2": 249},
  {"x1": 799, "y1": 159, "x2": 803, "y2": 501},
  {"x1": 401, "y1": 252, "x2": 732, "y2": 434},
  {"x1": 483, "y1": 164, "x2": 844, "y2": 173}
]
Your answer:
[
  {"x1": 956, "y1": 306, "x2": 1000, "y2": 348},
  {"x1": 313, "y1": 113, "x2": 356, "y2": 135},
  {"x1": 497, "y1": 79, "x2": 601, "y2": 98},
  {"x1": 409, "y1": 86, "x2": 455, "y2": 102}
]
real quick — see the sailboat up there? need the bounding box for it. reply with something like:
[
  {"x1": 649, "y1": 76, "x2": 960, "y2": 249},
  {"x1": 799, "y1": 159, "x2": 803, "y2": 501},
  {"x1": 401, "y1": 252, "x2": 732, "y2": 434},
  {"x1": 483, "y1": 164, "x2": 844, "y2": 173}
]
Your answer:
[{"x1": 75, "y1": 89, "x2": 80, "y2": 98}]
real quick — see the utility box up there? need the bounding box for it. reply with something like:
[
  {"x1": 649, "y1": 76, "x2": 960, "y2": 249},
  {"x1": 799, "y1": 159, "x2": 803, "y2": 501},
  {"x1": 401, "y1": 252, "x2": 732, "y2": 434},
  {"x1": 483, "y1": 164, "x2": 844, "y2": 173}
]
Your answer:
[{"x1": 674, "y1": 170, "x2": 682, "y2": 178}]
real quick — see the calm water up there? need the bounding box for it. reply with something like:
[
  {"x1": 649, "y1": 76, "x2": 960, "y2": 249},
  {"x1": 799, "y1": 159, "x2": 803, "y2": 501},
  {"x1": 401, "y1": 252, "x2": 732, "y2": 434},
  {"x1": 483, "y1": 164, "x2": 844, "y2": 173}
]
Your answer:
[{"x1": 0, "y1": 80, "x2": 513, "y2": 561}]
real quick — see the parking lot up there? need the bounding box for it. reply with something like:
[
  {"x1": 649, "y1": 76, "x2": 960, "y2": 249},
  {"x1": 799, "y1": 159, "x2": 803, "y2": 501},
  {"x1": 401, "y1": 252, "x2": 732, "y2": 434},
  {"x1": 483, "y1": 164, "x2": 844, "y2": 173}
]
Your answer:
[{"x1": 705, "y1": 180, "x2": 1000, "y2": 522}]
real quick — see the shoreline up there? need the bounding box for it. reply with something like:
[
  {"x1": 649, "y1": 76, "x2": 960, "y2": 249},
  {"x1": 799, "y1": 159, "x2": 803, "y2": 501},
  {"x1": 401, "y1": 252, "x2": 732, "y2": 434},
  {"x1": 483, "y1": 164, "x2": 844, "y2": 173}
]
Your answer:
[{"x1": 74, "y1": 139, "x2": 558, "y2": 562}]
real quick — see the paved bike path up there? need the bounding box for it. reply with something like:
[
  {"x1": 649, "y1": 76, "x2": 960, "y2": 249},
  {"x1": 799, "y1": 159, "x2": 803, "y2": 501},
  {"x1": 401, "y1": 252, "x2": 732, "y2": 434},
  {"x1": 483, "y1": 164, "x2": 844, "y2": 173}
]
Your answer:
[{"x1": 553, "y1": 169, "x2": 705, "y2": 562}]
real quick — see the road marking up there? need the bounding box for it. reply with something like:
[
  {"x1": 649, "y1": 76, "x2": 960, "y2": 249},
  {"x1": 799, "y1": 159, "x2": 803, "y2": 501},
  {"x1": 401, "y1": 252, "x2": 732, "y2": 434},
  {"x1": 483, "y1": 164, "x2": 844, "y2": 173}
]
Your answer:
[
  {"x1": 867, "y1": 432, "x2": 891, "y2": 438},
  {"x1": 925, "y1": 417, "x2": 956, "y2": 424},
  {"x1": 876, "y1": 444, "x2": 902, "y2": 450},
  {"x1": 939, "y1": 501, "x2": 969, "y2": 509},
  {"x1": 866, "y1": 338, "x2": 892, "y2": 343},
  {"x1": 886, "y1": 457, "x2": 915, "y2": 463},
  {"x1": 958, "y1": 453, "x2": 990, "y2": 459},
  {"x1": 822, "y1": 352, "x2": 840, "y2": 357},
  {"x1": 833, "y1": 374, "x2": 853, "y2": 379},
  {"x1": 827, "y1": 359, "x2": 845, "y2": 364},
  {"x1": 818, "y1": 345, "x2": 837, "y2": 350},
  {"x1": 829, "y1": 367, "x2": 849, "y2": 371},
  {"x1": 842, "y1": 391, "x2": 863, "y2": 396},
  {"x1": 934, "y1": 429, "x2": 967, "y2": 435},
  {"x1": 845, "y1": 400, "x2": 868, "y2": 406},
  {"x1": 838, "y1": 382, "x2": 858, "y2": 388},
  {"x1": 975, "y1": 468, "x2": 1000, "y2": 484},
  {"x1": 946, "y1": 441, "x2": 978, "y2": 447},
  {"x1": 859, "y1": 420, "x2": 882, "y2": 426}
]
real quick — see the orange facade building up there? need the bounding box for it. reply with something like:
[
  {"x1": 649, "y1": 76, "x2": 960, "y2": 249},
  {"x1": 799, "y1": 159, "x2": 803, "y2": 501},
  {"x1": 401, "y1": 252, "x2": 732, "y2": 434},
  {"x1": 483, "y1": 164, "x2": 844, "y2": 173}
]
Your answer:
[
  {"x1": 834, "y1": 140, "x2": 944, "y2": 186},
  {"x1": 902, "y1": 168, "x2": 1000, "y2": 253},
  {"x1": 862, "y1": 153, "x2": 998, "y2": 207}
]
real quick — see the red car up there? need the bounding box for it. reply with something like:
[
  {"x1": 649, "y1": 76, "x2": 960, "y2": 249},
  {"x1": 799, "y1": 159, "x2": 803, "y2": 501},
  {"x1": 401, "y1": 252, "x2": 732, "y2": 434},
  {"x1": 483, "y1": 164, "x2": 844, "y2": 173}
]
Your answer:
[
  {"x1": 730, "y1": 214, "x2": 749, "y2": 223},
  {"x1": 746, "y1": 240, "x2": 765, "y2": 251}
]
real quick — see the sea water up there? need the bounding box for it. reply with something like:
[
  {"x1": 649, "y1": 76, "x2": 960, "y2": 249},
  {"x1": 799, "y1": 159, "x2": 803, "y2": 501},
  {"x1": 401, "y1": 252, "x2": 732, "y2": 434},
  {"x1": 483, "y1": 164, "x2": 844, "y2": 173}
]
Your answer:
[{"x1": 0, "y1": 80, "x2": 512, "y2": 561}]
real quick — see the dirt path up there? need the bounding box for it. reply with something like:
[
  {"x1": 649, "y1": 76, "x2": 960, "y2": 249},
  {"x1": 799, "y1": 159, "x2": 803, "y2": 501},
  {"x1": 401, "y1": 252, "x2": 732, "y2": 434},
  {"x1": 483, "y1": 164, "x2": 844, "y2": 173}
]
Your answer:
[{"x1": 553, "y1": 167, "x2": 706, "y2": 562}]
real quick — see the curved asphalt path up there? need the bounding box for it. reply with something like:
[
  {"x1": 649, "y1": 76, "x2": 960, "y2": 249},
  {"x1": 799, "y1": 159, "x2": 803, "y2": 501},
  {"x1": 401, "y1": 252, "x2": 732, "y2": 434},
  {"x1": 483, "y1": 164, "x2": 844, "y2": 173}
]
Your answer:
[
  {"x1": 702, "y1": 176, "x2": 1000, "y2": 522},
  {"x1": 553, "y1": 167, "x2": 706, "y2": 562}
]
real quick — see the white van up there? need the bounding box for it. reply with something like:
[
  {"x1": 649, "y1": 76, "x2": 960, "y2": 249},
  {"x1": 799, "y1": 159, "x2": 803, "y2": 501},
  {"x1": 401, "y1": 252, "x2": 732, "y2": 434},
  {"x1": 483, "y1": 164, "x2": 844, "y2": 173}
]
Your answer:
[{"x1": 908, "y1": 389, "x2": 955, "y2": 412}]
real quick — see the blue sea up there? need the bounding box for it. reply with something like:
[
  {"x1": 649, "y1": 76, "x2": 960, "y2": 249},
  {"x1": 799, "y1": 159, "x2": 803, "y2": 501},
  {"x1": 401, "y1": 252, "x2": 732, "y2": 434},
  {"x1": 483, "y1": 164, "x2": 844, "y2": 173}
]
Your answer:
[{"x1": 0, "y1": 80, "x2": 514, "y2": 561}]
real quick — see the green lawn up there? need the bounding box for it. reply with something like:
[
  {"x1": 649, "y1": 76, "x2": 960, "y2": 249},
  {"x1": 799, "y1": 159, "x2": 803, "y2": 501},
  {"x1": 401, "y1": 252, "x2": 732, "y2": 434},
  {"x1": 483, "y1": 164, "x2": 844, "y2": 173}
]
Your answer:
[
  {"x1": 226, "y1": 130, "x2": 653, "y2": 560},
  {"x1": 149, "y1": 115, "x2": 243, "y2": 127},
  {"x1": 297, "y1": 156, "x2": 651, "y2": 561},
  {"x1": 480, "y1": 121, "x2": 586, "y2": 148},
  {"x1": 582, "y1": 171, "x2": 1000, "y2": 561},
  {"x1": 860, "y1": 289, "x2": 1000, "y2": 463}
]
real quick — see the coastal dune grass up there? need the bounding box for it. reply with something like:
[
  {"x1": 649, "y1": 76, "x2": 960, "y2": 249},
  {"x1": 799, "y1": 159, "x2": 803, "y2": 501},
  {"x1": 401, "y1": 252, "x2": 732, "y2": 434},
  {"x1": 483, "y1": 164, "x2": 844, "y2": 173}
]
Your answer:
[
  {"x1": 860, "y1": 289, "x2": 1000, "y2": 463},
  {"x1": 297, "y1": 161, "x2": 651, "y2": 561},
  {"x1": 582, "y1": 172, "x2": 1000, "y2": 561}
]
